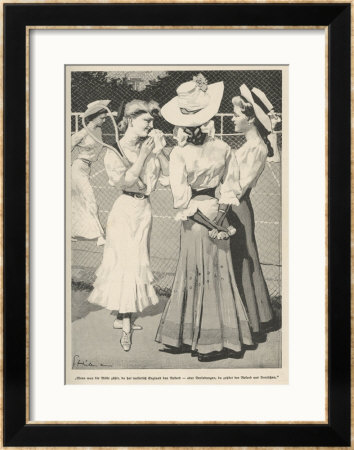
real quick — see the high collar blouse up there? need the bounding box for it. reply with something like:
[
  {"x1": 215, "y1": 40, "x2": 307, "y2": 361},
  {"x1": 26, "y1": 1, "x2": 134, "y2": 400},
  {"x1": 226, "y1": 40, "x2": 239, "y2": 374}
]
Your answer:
[
  {"x1": 103, "y1": 139, "x2": 166, "y2": 195},
  {"x1": 71, "y1": 123, "x2": 104, "y2": 163},
  {"x1": 169, "y1": 137, "x2": 239, "y2": 218},
  {"x1": 232, "y1": 137, "x2": 268, "y2": 200}
]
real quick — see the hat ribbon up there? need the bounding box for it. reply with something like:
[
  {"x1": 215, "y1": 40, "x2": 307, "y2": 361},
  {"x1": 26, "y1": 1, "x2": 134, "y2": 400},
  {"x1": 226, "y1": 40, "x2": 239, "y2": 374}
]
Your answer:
[
  {"x1": 180, "y1": 107, "x2": 204, "y2": 115},
  {"x1": 173, "y1": 120, "x2": 215, "y2": 147},
  {"x1": 249, "y1": 91, "x2": 271, "y2": 115}
]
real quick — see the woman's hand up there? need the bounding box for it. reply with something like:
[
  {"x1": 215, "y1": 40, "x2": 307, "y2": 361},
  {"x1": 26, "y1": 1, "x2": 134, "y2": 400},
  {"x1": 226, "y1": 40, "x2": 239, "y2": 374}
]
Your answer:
[
  {"x1": 217, "y1": 231, "x2": 229, "y2": 240},
  {"x1": 209, "y1": 224, "x2": 229, "y2": 240},
  {"x1": 209, "y1": 229, "x2": 230, "y2": 240},
  {"x1": 140, "y1": 137, "x2": 154, "y2": 158},
  {"x1": 227, "y1": 225, "x2": 236, "y2": 236},
  {"x1": 149, "y1": 129, "x2": 166, "y2": 155},
  {"x1": 209, "y1": 224, "x2": 236, "y2": 240},
  {"x1": 208, "y1": 229, "x2": 218, "y2": 239}
]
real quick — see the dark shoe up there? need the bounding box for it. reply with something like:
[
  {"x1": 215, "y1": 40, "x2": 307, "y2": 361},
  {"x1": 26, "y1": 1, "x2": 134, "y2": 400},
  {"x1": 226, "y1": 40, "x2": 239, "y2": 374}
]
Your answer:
[
  {"x1": 252, "y1": 332, "x2": 267, "y2": 343},
  {"x1": 227, "y1": 348, "x2": 246, "y2": 359},
  {"x1": 261, "y1": 317, "x2": 281, "y2": 333},
  {"x1": 159, "y1": 344, "x2": 190, "y2": 354},
  {"x1": 197, "y1": 350, "x2": 227, "y2": 362}
]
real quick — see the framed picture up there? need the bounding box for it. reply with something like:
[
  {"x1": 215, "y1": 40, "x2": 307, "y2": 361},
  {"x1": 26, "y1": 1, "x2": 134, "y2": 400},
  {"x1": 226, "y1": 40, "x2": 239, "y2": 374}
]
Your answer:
[
  {"x1": 66, "y1": 63, "x2": 288, "y2": 384},
  {"x1": 3, "y1": 2, "x2": 351, "y2": 447}
]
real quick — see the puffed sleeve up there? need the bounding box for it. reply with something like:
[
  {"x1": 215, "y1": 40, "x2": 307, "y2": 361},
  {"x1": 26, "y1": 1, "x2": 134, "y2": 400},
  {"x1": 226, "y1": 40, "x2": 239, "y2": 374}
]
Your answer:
[
  {"x1": 71, "y1": 128, "x2": 87, "y2": 149},
  {"x1": 236, "y1": 142, "x2": 267, "y2": 198},
  {"x1": 219, "y1": 146, "x2": 241, "y2": 205},
  {"x1": 104, "y1": 149, "x2": 128, "y2": 188},
  {"x1": 169, "y1": 147, "x2": 192, "y2": 209}
]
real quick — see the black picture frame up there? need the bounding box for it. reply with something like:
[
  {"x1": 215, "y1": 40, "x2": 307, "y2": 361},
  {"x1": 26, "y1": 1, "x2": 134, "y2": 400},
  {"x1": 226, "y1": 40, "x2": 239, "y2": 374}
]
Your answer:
[{"x1": 3, "y1": 2, "x2": 351, "y2": 447}]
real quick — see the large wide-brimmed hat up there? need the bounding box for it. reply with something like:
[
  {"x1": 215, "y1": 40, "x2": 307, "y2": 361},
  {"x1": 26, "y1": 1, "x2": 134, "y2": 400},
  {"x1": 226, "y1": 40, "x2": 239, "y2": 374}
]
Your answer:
[
  {"x1": 161, "y1": 74, "x2": 224, "y2": 127},
  {"x1": 238, "y1": 84, "x2": 272, "y2": 132},
  {"x1": 84, "y1": 100, "x2": 111, "y2": 118},
  {"x1": 251, "y1": 87, "x2": 281, "y2": 129},
  {"x1": 251, "y1": 87, "x2": 273, "y2": 113}
]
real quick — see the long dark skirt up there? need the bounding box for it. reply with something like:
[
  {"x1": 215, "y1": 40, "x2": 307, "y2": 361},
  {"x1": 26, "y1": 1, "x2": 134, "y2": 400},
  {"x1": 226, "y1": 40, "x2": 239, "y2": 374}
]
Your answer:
[
  {"x1": 155, "y1": 219, "x2": 253, "y2": 355},
  {"x1": 229, "y1": 191, "x2": 273, "y2": 333}
]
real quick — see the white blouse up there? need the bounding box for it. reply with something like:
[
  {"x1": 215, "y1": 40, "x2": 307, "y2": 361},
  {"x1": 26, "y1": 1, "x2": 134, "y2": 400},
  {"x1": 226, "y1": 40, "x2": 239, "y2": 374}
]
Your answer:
[
  {"x1": 104, "y1": 141, "x2": 165, "y2": 195},
  {"x1": 232, "y1": 137, "x2": 268, "y2": 199},
  {"x1": 169, "y1": 137, "x2": 239, "y2": 220}
]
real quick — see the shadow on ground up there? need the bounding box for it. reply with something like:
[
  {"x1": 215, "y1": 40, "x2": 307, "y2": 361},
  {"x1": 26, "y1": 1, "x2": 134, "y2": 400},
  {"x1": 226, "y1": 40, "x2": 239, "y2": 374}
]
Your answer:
[
  {"x1": 71, "y1": 283, "x2": 283, "y2": 369},
  {"x1": 270, "y1": 296, "x2": 282, "y2": 330},
  {"x1": 72, "y1": 286, "x2": 169, "y2": 323},
  {"x1": 139, "y1": 296, "x2": 168, "y2": 317},
  {"x1": 71, "y1": 289, "x2": 102, "y2": 322},
  {"x1": 72, "y1": 281, "x2": 282, "y2": 331}
]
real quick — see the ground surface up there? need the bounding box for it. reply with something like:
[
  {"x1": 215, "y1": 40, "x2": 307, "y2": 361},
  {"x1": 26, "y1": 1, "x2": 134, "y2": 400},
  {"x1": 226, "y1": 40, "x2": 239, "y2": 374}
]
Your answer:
[{"x1": 71, "y1": 289, "x2": 282, "y2": 370}]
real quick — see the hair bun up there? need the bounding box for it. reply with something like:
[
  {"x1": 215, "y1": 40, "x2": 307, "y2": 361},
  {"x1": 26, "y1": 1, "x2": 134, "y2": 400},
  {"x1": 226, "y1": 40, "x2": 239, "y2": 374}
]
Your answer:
[
  {"x1": 118, "y1": 116, "x2": 129, "y2": 134},
  {"x1": 148, "y1": 100, "x2": 161, "y2": 118}
]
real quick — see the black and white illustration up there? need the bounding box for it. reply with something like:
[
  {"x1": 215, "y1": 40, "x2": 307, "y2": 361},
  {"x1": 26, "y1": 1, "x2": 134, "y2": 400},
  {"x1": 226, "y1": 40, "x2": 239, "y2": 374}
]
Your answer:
[{"x1": 66, "y1": 66, "x2": 287, "y2": 383}]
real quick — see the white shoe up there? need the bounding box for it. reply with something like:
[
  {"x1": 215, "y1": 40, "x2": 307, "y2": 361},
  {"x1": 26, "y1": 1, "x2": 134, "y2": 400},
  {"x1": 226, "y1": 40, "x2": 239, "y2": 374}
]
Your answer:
[
  {"x1": 120, "y1": 331, "x2": 132, "y2": 352},
  {"x1": 97, "y1": 236, "x2": 106, "y2": 246},
  {"x1": 113, "y1": 319, "x2": 142, "y2": 330}
]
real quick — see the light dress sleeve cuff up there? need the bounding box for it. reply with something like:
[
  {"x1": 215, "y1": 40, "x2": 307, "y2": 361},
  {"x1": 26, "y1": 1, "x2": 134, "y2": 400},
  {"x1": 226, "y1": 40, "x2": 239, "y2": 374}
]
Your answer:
[
  {"x1": 218, "y1": 192, "x2": 240, "y2": 206},
  {"x1": 174, "y1": 197, "x2": 198, "y2": 221},
  {"x1": 158, "y1": 174, "x2": 170, "y2": 187}
]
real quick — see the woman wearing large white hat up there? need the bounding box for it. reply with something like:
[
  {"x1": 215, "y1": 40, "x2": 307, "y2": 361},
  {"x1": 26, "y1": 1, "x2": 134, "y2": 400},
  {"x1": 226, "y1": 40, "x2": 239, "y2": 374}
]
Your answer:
[
  {"x1": 214, "y1": 84, "x2": 276, "y2": 338},
  {"x1": 71, "y1": 100, "x2": 110, "y2": 246},
  {"x1": 156, "y1": 74, "x2": 253, "y2": 361}
]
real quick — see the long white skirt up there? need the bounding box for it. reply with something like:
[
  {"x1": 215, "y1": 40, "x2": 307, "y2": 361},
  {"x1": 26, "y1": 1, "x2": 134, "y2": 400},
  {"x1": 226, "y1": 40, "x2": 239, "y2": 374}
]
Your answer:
[
  {"x1": 88, "y1": 194, "x2": 159, "y2": 313},
  {"x1": 71, "y1": 159, "x2": 104, "y2": 240}
]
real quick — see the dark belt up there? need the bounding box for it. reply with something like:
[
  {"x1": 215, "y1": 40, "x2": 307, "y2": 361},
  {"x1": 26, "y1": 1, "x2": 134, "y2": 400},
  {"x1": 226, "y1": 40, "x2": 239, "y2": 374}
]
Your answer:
[
  {"x1": 191, "y1": 187, "x2": 216, "y2": 199},
  {"x1": 79, "y1": 158, "x2": 92, "y2": 166},
  {"x1": 123, "y1": 190, "x2": 149, "y2": 200}
]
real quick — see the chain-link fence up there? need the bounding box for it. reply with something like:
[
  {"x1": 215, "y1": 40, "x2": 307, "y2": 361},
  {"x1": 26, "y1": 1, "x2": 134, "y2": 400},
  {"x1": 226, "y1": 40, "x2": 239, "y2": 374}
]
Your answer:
[{"x1": 70, "y1": 69, "x2": 282, "y2": 299}]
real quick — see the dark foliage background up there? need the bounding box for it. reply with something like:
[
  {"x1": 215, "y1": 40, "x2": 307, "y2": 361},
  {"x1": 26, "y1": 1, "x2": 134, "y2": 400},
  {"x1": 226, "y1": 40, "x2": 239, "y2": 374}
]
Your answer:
[{"x1": 71, "y1": 69, "x2": 282, "y2": 133}]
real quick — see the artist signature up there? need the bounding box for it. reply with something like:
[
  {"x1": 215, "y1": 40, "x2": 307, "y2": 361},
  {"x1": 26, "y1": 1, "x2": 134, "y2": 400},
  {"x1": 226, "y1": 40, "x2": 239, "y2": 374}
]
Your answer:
[{"x1": 72, "y1": 355, "x2": 112, "y2": 368}]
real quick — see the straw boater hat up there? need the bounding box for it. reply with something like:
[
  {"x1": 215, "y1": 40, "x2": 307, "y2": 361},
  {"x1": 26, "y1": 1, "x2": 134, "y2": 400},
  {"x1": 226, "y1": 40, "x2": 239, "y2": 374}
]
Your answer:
[
  {"x1": 251, "y1": 87, "x2": 281, "y2": 128},
  {"x1": 84, "y1": 100, "x2": 111, "y2": 118},
  {"x1": 161, "y1": 74, "x2": 224, "y2": 127},
  {"x1": 237, "y1": 84, "x2": 272, "y2": 132},
  {"x1": 251, "y1": 87, "x2": 274, "y2": 113}
]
